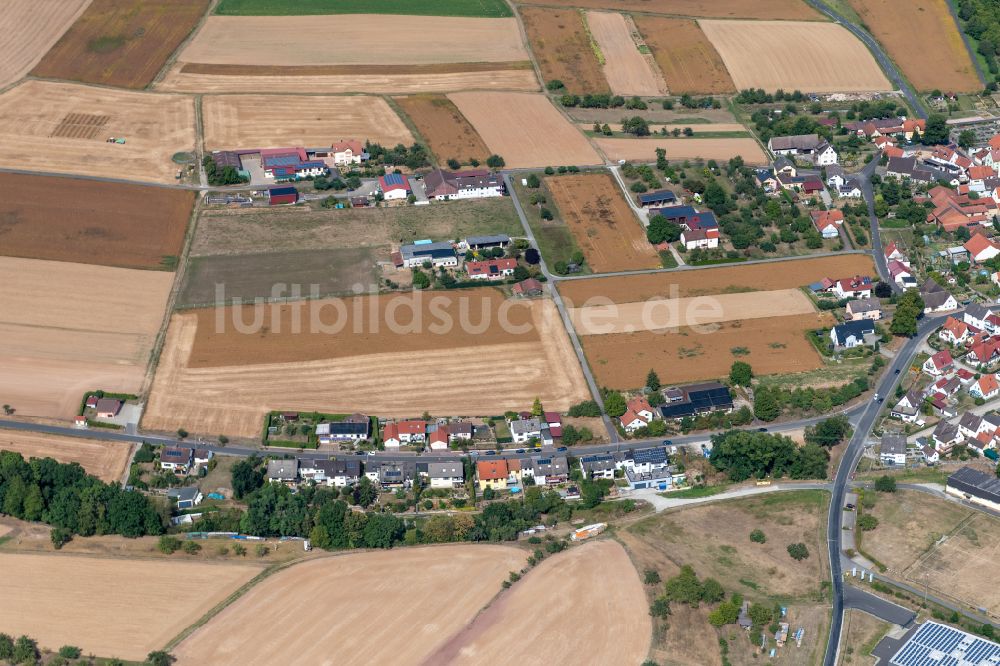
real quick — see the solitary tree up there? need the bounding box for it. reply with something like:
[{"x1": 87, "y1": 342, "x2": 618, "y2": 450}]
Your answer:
[
  {"x1": 531, "y1": 397, "x2": 544, "y2": 417},
  {"x1": 874, "y1": 475, "x2": 897, "y2": 492},
  {"x1": 787, "y1": 542, "x2": 810, "y2": 561},
  {"x1": 646, "y1": 369, "x2": 661, "y2": 392},
  {"x1": 750, "y1": 529, "x2": 767, "y2": 544},
  {"x1": 753, "y1": 389, "x2": 780, "y2": 422},
  {"x1": 729, "y1": 361, "x2": 753, "y2": 387}
]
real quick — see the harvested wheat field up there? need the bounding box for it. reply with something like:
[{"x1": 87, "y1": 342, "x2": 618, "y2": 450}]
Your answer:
[
  {"x1": 30, "y1": 0, "x2": 210, "y2": 89},
  {"x1": 0, "y1": 552, "x2": 259, "y2": 661},
  {"x1": 180, "y1": 15, "x2": 528, "y2": 66},
  {"x1": 633, "y1": 16, "x2": 735, "y2": 94},
  {"x1": 0, "y1": 257, "x2": 173, "y2": 419},
  {"x1": 582, "y1": 312, "x2": 835, "y2": 388},
  {"x1": 848, "y1": 0, "x2": 980, "y2": 91},
  {"x1": 560, "y1": 254, "x2": 876, "y2": 303},
  {"x1": 202, "y1": 95, "x2": 411, "y2": 150},
  {"x1": 449, "y1": 92, "x2": 601, "y2": 168},
  {"x1": 519, "y1": 7, "x2": 609, "y2": 94},
  {"x1": 156, "y1": 63, "x2": 540, "y2": 94},
  {"x1": 700, "y1": 20, "x2": 892, "y2": 93},
  {"x1": 0, "y1": 81, "x2": 194, "y2": 185},
  {"x1": 569, "y1": 288, "x2": 817, "y2": 334},
  {"x1": 586, "y1": 12, "x2": 665, "y2": 96},
  {"x1": 517, "y1": 0, "x2": 820, "y2": 19},
  {"x1": 0, "y1": 430, "x2": 132, "y2": 483},
  {"x1": 0, "y1": 173, "x2": 192, "y2": 270},
  {"x1": 594, "y1": 136, "x2": 766, "y2": 164},
  {"x1": 546, "y1": 174, "x2": 659, "y2": 272},
  {"x1": 427, "y1": 540, "x2": 651, "y2": 665},
  {"x1": 0, "y1": 0, "x2": 91, "y2": 90},
  {"x1": 395, "y1": 95, "x2": 490, "y2": 164},
  {"x1": 144, "y1": 292, "x2": 589, "y2": 436},
  {"x1": 174, "y1": 545, "x2": 526, "y2": 666}
]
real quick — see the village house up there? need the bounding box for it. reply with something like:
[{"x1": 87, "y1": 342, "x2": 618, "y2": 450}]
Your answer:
[
  {"x1": 316, "y1": 416, "x2": 371, "y2": 445},
  {"x1": 768, "y1": 134, "x2": 838, "y2": 165},
  {"x1": 580, "y1": 454, "x2": 616, "y2": 480},
  {"x1": 512, "y1": 277, "x2": 544, "y2": 297},
  {"x1": 891, "y1": 389, "x2": 924, "y2": 423},
  {"x1": 510, "y1": 417, "x2": 545, "y2": 444},
  {"x1": 328, "y1": 139, "x2": 366, "y2": 166},
  {"x1": 680, "y1": 226, "x2": 720, "y2": 250},
  {"x1": 94, "y1": 398, "x2": 122, "y2": 420},
  {"x1": 830, "y1": 320, "x2": 876, "y2": 349},
  {"x1": 378, "y1": 173, "x2": 410, "y2": 201},
  {"x1": 159, "y1": 448, "x2": 192, "y2": 473},
  {"x1": 846, "y1": 297, "x2": 882, "y2": 321},
  {"x1": 427, "y1": 462, "x2": 464, "y2": 489},
  {"x1": 972, "y1": 374, "x2": 1000, "y2": 400},
  {"x1": 428, "y1": 428, "x2": 449, "y2": 451},
  {"x1": 477, "y1": 459, "x2": 509, "y2": 490},
  {"x1": 940, "y1": 316, "x2": 974, "y2": 345},
  {"x1": 967, "y1": 337, "x2": 1000, "y2": 366},
  {"x1": 884, "y1": 242, "x2": 907, "y2": 262},
  {"x1": 887, "y1": 259, "x2": 915, "y2": 288},
  {"x1": 921, "y1": 278, "x2": 958, "y2": 313},
  {"x1": 932, "y1": 421, "x2": 962, "y2": 454},
  {"x1": 465, "y1": 258, "x2": 517, "y2": 281},
  {"x1": 167, "y1": 487, "x2": 202, "y2": 510},
  {"x1": 618, "y1": 446, "x2": 670, "y2": 475},
  {"x1": 543, "y1": 412, "x2": 563, "y2": 438},
  {"x1": 810, "y1": 209, "x2": 844, "y2": 239},
  {"x1": 377, "y1": 461, "x2": 416, "y2": 488},
  {"x1": 880, "y1": 434, "x2": 907, "y2": 466},
  {"x1": 620, "y1": 396, "x2": 655, "y2": 433},
  {"x1": 923, "y1": 350, "x2": 955, "y2": 377},
  {"x1": 398, "y1": 241, "x2": 457, "y2": 268},
  {"x1": 424, "y1": 169, "x2": 503, "y2": 200},
  {"x1": 382, "y1": 420, "x2": 427, "y2": 448},
  {"x1": 832, "y1": 275, "x2": 873, "y2": 299},
  {"x1": 964, "y1": 233, "x2": 1000, "y2": 264},
  {"x1": 531, "y1": 456, "x2": 569, "y2": 485},
  {"x1": 300, "y1": 459, "x2": 361, "y2": 487},
  {"x1": 659, "y1": 382, "x2": 733, "y2": 419},
  {"x1": 964, "y1": 304, "x2": 998, "y2": 334},
  {"x1": 267, "y1": 459, "x2": 299, "y2": 485}
]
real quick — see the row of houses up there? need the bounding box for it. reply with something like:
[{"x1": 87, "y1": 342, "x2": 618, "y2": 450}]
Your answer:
[
  {"x1": 381, "y1": 413, "x2": 564, "y2": 450},
  {"x1": 755, "y1": 158, "x2": 862, "y2": 200}
]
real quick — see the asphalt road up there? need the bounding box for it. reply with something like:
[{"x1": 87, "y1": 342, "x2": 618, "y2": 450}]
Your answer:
[
  {"x1": 844, "y1": 585, "x2": 916, "y2": 626},
  {"x1": 860, "y1": 156, "x2": 900, "y2": 294}
]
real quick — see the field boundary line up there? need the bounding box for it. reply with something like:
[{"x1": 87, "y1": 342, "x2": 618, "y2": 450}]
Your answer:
[
  {"x1": 510, "y1": 3, "x2": 546, "y2": 93},
  {"x1": 149, "y1": 0, "x2": 219, "y2": 91}
]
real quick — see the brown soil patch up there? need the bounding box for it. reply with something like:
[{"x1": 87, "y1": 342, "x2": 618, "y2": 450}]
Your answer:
[
  {"x1": 449, "y1": 91, "x2": 601, "y2": 168},
  {"x1": 0, "y1": 0, "x2": 91, "y2": 89},
  {"x1": 202, "y1": 94, "x2": 411, "y2": 150},
  {"x1": 520, "y1": 7, "x2": 609, "y2": 94},
  {"x1": 582, "y1": 312, "x2": 835, "y2": 388},
  {"x1": 426, "y1": 540, "x2": 651, "y2": 665},
  {"x1": 569, "y1": 288, "x2": 817, "y2": 333},
  {"x1": 173, "y1": 545, "x2": 526, "y2": 666},
  {"x1": 144, "y1": 295, "x2": 590, "y2": 436},
  {"x1": 180, "y1": 61, "x2": 533, "y2": 76},
  {"x1": 516, "y1": 0, "x2": 821, "y2": 20},
  {"x1": 0, "y1": 429, "x2": 132, "y2": 483},
  {"x1": 0, "y1": 80, "x2": 195, "y2": 185},
  {"x1": 839, "y1": 609, "x2": 890, "y2": 665},
  {"x1": 30, "y1": 0, "x2": 210, "y2": 89},
  {"x1": 0, "y1": 257, "x2": 173, "y2": 419},
  {"x1": 559, "y1": 254, "x2": 877, "y2": 304},
  {"x1": 395, "y1": 95, "x2": 490, "y2": 164},
  {"x1": 180, "y1": 15, "x2": 528, "y2": 66},
  {"x1": 586, "y1": 11, "x2": 665, "y2": 96},
  {"x1": 594, "y1": 136, "x2": 767, "y2": 164},
  {"x1": 546, "y1": 173, "x2": 659, "y2": 272},
  {"x1": 0, "y1": 552, "x2": 259, "y2": 661},
  {"x1": 0, "y1": 172, "x2": 192, "y2": 270},
  {"x1": 847, "y1": 0, "x2": 981, "y2": 92},
  {"x1": 634, "y1": 16, "x2": 735, "y2": 94},
  {"x1": 156, "y1": 64, "x2": 540, "y2": 94},
  {"x1": 50, "y1": 112, "x2": 111, "y2": 140},
  {"x1": 700, "y1": 20, "x2": 892, "y2": 93}
]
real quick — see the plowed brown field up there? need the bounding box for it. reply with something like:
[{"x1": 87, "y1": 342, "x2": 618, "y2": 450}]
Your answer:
[
  {"x1": 30, "y1": 0, "x2": 210, "y2": 89},
  {"x1": 395, "y1": 95, "x2": 490, "y2": 164},
  {"x1": 634, "y1": 16, "x2": 735, "y2": 94},
  {"x1": 0, "y1": 0, "x2": 91, "y2": 90},
  {"x1": 560, "y1": 254, "x2": 876, "y2": 304},
  {"x1": 0, "y1": 553, "x2": 259, "y2": 661},
  {"x1": 586, "y1": 12, "x2": 664, "y2": 96},
  {"x1": 144, "y1": 292, "x2": 589, "y2": 436},
  {"x1": 449, "y1": 92, "x2": 601, "y2": 168},
  {"x1": 700, "y1": 20, "x2": 892, "y2": 93},
  {"x1": 0, "y1": 257, "x2": 173, "y2": 419},
  {"x1": 516, "y1": 0, "x2": 821, "y2": 20},
  {"x1": 0, "y1": 430, "x2": 132, "y2": 483},
  {"x1": 546, "y1": 174, "x2": 659, "y2": 272},
  {"x1": 847, "y1": 0, "x2": 981, "y2": 92},
  {"x1": 582, "y1": 312, "x2": 835, "y2": 388},
  {"x1": 180, "y1": 15, "x2": 528, "y2": 65},
  {"x1": 426, "y1": 541, "x2": 651, "y2": 666},
  {"x1": 173, "y1": 546, "x2": 526, "y2": 666},
  {"x1": 520, "y1": 7, "x2": 609, "y2": 93},
  {"x1": 0, "y1": 81, "x2": 195, "y2": 185},
  {"x1": 594, "y1": 136, "x2": 767, "y2": 164},
  {"x1": 0, "y1": 173, "x2": 192, "y2": 269},
  {"x1": 202, "y1": 95, "x2": 411, "y2": 149}
]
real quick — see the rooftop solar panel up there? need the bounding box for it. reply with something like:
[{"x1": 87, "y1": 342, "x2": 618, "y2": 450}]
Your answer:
[{"x1": 891, "y1": 622, "x2": 1000, "y2": 666}]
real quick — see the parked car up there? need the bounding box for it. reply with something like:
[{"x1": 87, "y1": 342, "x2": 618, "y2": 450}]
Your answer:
[
  {"x1": 516, "y1": 449, "x2": 526, "y2": 454},
  {"x1": 757, "y1": 427, "x2": 768, "y2": 432},
  {"x1": 557, "y1": 446, "x2": 568, "y2": 452},
  {"x1": 662, "y1": 439, "x2": 673, "y2": 446}
]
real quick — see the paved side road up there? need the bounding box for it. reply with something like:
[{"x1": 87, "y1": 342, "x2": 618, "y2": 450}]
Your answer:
[
  {"x1": 844, "y1": 585, "x2": 916, "y2": 626},
  {"x1": 629, "y1": 481, "x2": 831, "y2": 513}
]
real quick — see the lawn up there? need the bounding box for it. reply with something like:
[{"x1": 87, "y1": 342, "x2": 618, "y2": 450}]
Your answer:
[
  {"x1": 215, "y1": 0, "x2": 512, "y2": 16},
  {"x1": 511, "y1": 177, "x2": 590, "y2": 275},
  {"x1": 757, "y1": 356, "x2": 871, "y2": 391}
]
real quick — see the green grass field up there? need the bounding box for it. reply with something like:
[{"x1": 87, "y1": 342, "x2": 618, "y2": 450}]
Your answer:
[{"x1": 216, "y1": 0, "x2": 512, "y2": 17}]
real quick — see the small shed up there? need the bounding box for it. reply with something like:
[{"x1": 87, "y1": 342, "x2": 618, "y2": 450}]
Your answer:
[{"x1": 268, "y1": 186, "x2": 299, "y2": 206}]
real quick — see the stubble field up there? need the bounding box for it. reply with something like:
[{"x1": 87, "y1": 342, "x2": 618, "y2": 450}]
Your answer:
[
  {"x1": 449, "y1": 92, "x2": 601, "y2": 167},
  {"x1": 395, "y1": 95, "x2": 491, "y2": 164},
  {"x1": 700, "y1": 20, "x2": 892, "y2": 93},
  {"x1": 0, "y1": 173, "x2": 192, "y2": 270},
  {"x1": 546, "y1": 174, "x2": 660, "y2": 272},
  {"x1": 520, "y1": 7, "x2": 609, "y2": 94},
  {"x1": 30, "y1": 0, "x2": 210, "y2": 89},
  {"x1": 144, "y1": 291, "x2": 590, "y2": 436},
  {"x1": 633, "y1": 16, "x2": 735, "y2": 94},
  {"x1": 847, "y1": 0, "x2": 981, "y2": 92},
  {"x1": 516, "y1": 0, "x2": 821, "y2": 19},
  {"x1": 586, "y1": 12, "x2": 665, "y2": 96},
  {"x1": 0, "y1": 81, "x2": 195, "y2": 184},
  {"x1": 0, "y1": 257, "x2": 173, "y2": 419},
  {"x1": 173, "y1": 545, "x2": 527, "y2": 665},
  {"x1": 180, "y1": 15, "x2": 528, "y2": 66},
  {"x1": 594, "y1": 136, "x2": 767, "y2": 164},
  {"x1": 0, "y1": 0, "x2": 91, "y2": 90},
  {"x1": 0, "y1": 430, "x2": 132, "y2": 483},
  {"x1": 0, "y1": 552, "x2": 259, "y2": 661},
  {"x1": 426, "y1": 541, "x2": 651, "y2": 665}
]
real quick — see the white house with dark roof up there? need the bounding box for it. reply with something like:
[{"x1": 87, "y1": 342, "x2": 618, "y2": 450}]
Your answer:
[
  {"x1": 427, "y1": 462, "x2": 464, "y2": 489},
  {"x1": 880, "y1": 434, "x2": 907, "y2": 466}
]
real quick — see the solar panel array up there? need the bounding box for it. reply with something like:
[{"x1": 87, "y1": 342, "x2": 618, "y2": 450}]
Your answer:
[
  {"x1": 891, "y1": 622, "x2": 1000, "y2": 666},
  {"x1": 631, "y1": 447, "x2": 667, "y2": 465}
]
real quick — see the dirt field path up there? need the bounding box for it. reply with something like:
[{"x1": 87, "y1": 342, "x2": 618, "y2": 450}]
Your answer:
[
  {"x1": 586, "y1": 11, "x2": 665, "y2": 96},
  {"x1": 0, "y1": 430, "x2": 133, "y2": 483},
  {"x1": 425, "y1": 540, "x2": 651, "y2": 665},
  {"x1": 173, "y1": 545, "x2": 526, "y2": 666}
]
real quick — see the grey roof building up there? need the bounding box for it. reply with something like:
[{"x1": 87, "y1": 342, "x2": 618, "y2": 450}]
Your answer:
[
  {"x1": 532, "y1": 456, "x2": 569, "y2": 480},
  {"x1": 948, "y1": 466, "x2": 1000, "y2": 506},
  {"x1": 511, "y1": 418, "x2": 542, "y2": 436},
  {"x1": 428, "y1": 462, "x2": 464, "y2": 481},
  {"x1": 267, "y1": 459, "x2": 299, "y2": 482},
  {"x1": 580, "y1": 454, "x2": 616, "y2": 476},
  {"x1": 880, "y1": 434, "x2": 907, "y2": 457}
]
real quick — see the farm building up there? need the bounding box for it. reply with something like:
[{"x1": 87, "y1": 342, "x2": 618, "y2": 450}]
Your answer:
[
  {"x1": 947, "y1": 466, "x2": 1000, "y2": 510},
  {"x1": 268, "y1": 186, "x2": 298, "y2": 206},
  {"x1": 659, "y1": 382, "x2": 733, "y2": 419},
  {"x1": 423, "y1": 169, "x2": 504, "y2": 201},
  {"x1": 462, "y1": 234, "x2": 511, "y2": 251},
  {"x1": 398, "y1": 241, "x2": 457, "y2": 268},
  {"x1": 378, "y1": 173, "x2": 410, "y2": 201},
  {"x1": 637, "y1": 189, "x2": 677, "y2": 208},
  {"x1": 465, "y1": 258, "x2": 517, "y2": 281},
  {"x1": 767, "y1": 134, "x2": 838, "y2": 165}
]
